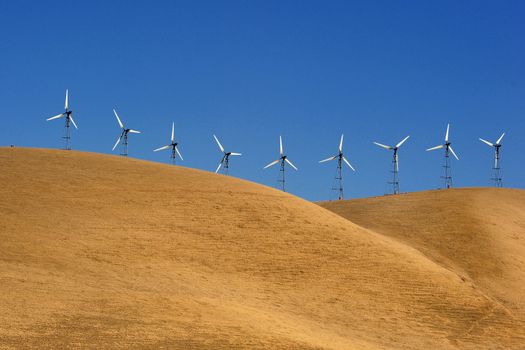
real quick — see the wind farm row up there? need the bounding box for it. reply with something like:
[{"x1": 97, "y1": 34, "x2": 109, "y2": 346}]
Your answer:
[{"x1": 45, "y1": 90, "x2": 506, "y2": 198}]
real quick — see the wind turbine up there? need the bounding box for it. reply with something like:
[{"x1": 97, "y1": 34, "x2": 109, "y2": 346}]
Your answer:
[
  {"x1": 479, "y1": 132, "x2": 505, "y2": 187},
  {"x1": 46, "y1": 89, "x2": 78, "y2": 150},
  {"x1": 373, "y1": 135, "x2": 410, "y2": 194},
  {"x1": 213, "y1": 134, "x2": 241, "y2": 175},
  {"x1": 264, "y1": 136, "x2": 297, "y2": 192},
  {"x1": 426, "y1": 123, "x2": 459, "y2": 189},
  {"x1": 154, "y1": 122, "x2": 183, "y2": 165},
  {"x1": 112, "y1": 109, "x2": 141, "y2": 156},
  {"x1": 319, "y1": 134, "x2": 355, "y2": 200}
]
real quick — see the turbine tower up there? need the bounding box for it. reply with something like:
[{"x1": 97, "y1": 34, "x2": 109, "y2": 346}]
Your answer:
[
  {"x1": 426, "y1": 123, "x2": 459, "y2": 189},
  {"x1": 479, "y1": 132, "x2": 505, "y2": 187},
  {"x1": 319, "y1": 134, "x2": 355, "y2": 200},
  {"x1": 112, "y1": 109, "x2": 141, "y2": 157},
  {"x1": 213, "y1": 134, "x2": 241, "y2": 175},
  {"x1": 154, "y1": 122, "x2": 183, "y2": 165},
  {"x1": 264, "y1": 136, "x2": 297, "y2": 192},
  {"x1": 373, "y1": 135, "x2": 410, "y2": 195},
  {"x1": 46, "y1": 89, "x2": 78, "y2": 150}
]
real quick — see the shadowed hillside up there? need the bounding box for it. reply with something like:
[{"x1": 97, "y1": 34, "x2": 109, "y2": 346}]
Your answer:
[{"x1": 1, "y1": 148, "x2": 524, "y2": 349}]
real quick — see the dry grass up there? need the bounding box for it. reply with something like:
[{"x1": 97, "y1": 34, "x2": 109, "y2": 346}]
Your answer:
[
  {"x1": 1, "y1": 148, "x2": 524, "y2": 349},
  {"x1": 320, "y1": 188, "x2": 525, "y2": 318}
]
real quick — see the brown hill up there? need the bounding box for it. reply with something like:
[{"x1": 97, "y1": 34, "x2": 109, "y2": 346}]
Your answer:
[
  {"x1": 1, "y1": 148, "x2": 524, "y2": 349},
  {"x1": 320, "y1": 188, "x2": 525, "y2": 321}
]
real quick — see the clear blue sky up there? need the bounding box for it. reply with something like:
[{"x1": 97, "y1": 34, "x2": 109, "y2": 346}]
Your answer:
[{"x1": 1, "y1": 0, "x2": 524, "y2": 201}]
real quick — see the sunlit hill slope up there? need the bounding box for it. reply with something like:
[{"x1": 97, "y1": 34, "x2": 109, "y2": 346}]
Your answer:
[
  {"x1": 320, "y1": 188, "x2": 525, "y2": 319},
  {"x1": 0, "y1": 148, "x2": 524, "y2": 349}
]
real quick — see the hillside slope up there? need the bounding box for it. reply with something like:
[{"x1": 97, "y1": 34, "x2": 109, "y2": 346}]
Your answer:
[
  {"x1": 320, "y1": 188, "x2": 525, "y2": 319},
  {"x1": 1, "y1": 148, "x2": 524, "y2": 349}
]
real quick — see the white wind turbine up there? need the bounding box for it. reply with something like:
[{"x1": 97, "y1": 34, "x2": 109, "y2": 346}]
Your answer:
[
  {"x1": 213, "y1": 134, "x2": 241, "y2": 175},
  {"x1": 479, "y1": 132, "x2": 505, "y2": 187},
  {"x1": 112, "y1": 109, "x2": 141, "y2": 156},
  {"x1": 264, "y1": 136, "x2": 297, "y2": 192},
  {"x1": 373, "y1": 135, "x2": 409, "y2": 194},
  {"x1": 319, "y1": 134, "x2": 355, "y2": 200},
  {"x1": 46, "y1": 89, "x2": 78, "y2": 150},
  {"x1": 154, "y1": 122, "x2": 183, "y2": 165},
  {"x1": 426, "y1": 123, "x2": 459, "y2": 188}
]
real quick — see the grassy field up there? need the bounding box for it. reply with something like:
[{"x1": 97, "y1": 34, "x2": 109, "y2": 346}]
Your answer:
[{"x1": 1, "y1": 148, "x2": 524, "y2": 349}]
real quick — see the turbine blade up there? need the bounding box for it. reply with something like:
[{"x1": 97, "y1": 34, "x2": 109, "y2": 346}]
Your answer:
[
  {"x1": 113, "y1": 109, "x2": 124, "y2": 128},
  {"x1": 285, "y1": 158, "x2": 298, "y2": 170},
  {"x1": 175, "y1": 146, "x2": 184, "y2": 160},
  {"x1": 426, "y1": 145, "x2": 443, "y2": 151},
  {"x1": 395, "y1": 154, "x2": 399, "y2": 171},
  {"x1": 445, "y1": 123, "x2": 450, "y2": 142},
  {"x1": 449, "y1": 146, "x2": 459, "y2": 160},
  {"x1": 496, "y1": 132, "x2": 505, "y2": 145},
  {"x1": 65, "y1": 89, "x2": 69, "y2": 110},
  {"x1": 213, "y1": 134, "x2": 225, "y2": 152},
  {"x1": 264, "y1": 159, "x2": 280, "y2": 169},
  {"x1": 46, "y1": 113, "x2": 65, "y2": 121},
  {"x1": 494, "y1": 155, "x2": 498, "y2": 169},
  {"x1": 171, "y1": 122, "x2": 175, "y2": 142},
  {"x1": 69, "y1": 115, "x2": 78, "y2": 130},
  {"x1": 339, "y1": 134, "x2": 344, "y2": 152},
  {"x1": 154, "y1": 145, "x2": 170, "y2": 152},
  {"x1": 112, "y1": 135, "x2": 122, "y2": 151},
  {"x1": 230, "y1": 152, "x2": 242, "y2": 156},
  {"x1": 319, "y1": 156, "x2": 337, "y2": 163},
  {"x1": 373, "y1": 142, "x2": 392, "y2": 150},
  {"x1": 128, "y1": 129, "x2": 141, "y2": 134},
  {"x1": 215, "y1": 162, "x2": 223, "y2": 174},
  {"x1": 343, "y1": 157, "x2": 355, "y2": 171},
  {"x1": 479, "y1": 138, "x2": 494, "y2": 147},
  {"x1": 396, "y1": 135, "x2": 410, "y2": 148},
  {"x1": 279, "y1": 136, "x2": 283, "y2": 155}
]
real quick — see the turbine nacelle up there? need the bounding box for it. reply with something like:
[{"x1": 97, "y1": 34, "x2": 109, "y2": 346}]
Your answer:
[
  {"x1": 213, "y1": 134, "x2": 241, "y2": 174},
  {"x1": 46, "y1": 89, "x2": 78, "y2": 130},
  {"x1": 112, "y1": 109, "x2": 141, "y2": 153},
  {"x1": 373, "y1": 135, "x2": 409, "y2": 171},
  {"x1": 264, "y1": 136, "x2": 298, "y2": 171},
  {"x1": 319, "y1": 134, "x2": 355, "y2": 200},
  {"x1": 479, "y1": 132, "x2": 505, "y2": 148},
  {"x1": 373, "y1": 134, "x2": 409, "y2": 194},
  {"x1": 45, "y1": 89, "x2": 78, "y2": 150},
  {"x1": 426, "y1": 124, "x2": 459, "y2": 161},
  {"x1": 479, "y1": 132, "x2": 505, "y2": 185},
  {"x1": 426, "y1": 123, "x2": 459, "y2": 189},
  {"x1": 319, "y1": 134, "x2": 355, "y2": 171},
  {"x1": 153, "y1": 122, "x2": 184, "y2": 163}
]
